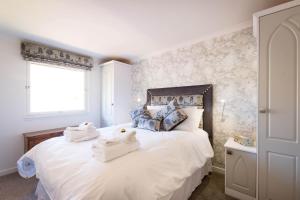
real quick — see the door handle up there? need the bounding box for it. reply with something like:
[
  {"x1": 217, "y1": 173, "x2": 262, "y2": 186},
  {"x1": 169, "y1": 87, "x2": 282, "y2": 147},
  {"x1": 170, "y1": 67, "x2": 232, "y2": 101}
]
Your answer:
[
  {"x1": 227, "y1": 150, "x2": 232, "y2": 155},
  {"x1": 259, "y1": 109, "x2": 268, "y2": 114}
]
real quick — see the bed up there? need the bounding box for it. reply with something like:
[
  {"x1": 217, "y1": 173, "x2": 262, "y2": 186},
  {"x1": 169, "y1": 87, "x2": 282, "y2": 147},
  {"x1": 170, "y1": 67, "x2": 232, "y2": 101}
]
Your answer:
[{"x1": 18, "y1": 84, "x2": 214, "y2": 200}]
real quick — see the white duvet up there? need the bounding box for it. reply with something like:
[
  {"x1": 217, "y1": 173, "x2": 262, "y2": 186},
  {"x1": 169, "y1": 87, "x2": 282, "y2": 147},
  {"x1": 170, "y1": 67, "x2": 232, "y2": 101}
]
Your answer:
[{"x1": 22, "y1": 124, "x2": 213, "y2": 200}]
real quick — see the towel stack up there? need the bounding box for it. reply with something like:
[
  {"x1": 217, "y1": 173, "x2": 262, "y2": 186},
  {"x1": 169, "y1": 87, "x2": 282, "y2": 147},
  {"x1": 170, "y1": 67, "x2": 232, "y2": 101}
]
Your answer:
[
  {"x1": 64, "y1": 122, "x2": 99, "y2": 142},
  {"x1": 92, "y1": 129, "x2": 139, "y2": 162}
]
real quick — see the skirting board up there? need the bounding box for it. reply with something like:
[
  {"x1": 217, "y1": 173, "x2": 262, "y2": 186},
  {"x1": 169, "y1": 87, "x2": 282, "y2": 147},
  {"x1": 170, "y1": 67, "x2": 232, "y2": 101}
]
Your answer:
[
  {"x1": 212, "y1": 165, "x2": 225, "y2": 174},
  {"x1": 225, "y1": 187, "x2": 256, "y2": 200},
  {"x1": 0, "y1": 167, "x2": 17, "y2": 177}
]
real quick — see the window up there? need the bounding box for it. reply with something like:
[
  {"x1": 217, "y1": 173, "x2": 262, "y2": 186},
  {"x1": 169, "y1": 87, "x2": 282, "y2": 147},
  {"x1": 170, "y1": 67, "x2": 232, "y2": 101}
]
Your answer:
[{"x1": 27, "y1": 62, "x2": 87, "y2": 115}]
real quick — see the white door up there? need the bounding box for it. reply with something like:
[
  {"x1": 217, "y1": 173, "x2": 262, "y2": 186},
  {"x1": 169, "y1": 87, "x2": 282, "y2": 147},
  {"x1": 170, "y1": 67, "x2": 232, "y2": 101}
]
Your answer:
[
  {"x1": 113, "y1": 62, "x2": 132, "y2": 124},
  {"x1": 101, "y1": 65, "x2": 114, "y2": 127},
  {"x1": 258, "y1": 5, "x2": 300, "y2": 200}
]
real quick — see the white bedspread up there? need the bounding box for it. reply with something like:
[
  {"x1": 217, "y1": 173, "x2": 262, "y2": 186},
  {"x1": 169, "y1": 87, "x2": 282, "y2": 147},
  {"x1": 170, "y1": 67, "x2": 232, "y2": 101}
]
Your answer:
[{"x1": 22, "y1": 124, "x2": 213, "y2": 200}]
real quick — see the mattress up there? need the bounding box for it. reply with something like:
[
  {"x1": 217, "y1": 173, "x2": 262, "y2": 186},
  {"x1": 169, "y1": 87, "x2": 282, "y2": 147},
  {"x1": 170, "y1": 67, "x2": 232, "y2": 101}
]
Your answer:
[{"x1": 20, "y1": 124, "x2": 214, "y2": 200}]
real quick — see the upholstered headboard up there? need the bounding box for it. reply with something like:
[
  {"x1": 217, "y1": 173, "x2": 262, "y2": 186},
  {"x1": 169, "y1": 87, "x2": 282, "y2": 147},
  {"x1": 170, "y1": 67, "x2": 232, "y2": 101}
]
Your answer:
[{"x1": 146, "y1": 84, "x2": 213, "y2": 144}]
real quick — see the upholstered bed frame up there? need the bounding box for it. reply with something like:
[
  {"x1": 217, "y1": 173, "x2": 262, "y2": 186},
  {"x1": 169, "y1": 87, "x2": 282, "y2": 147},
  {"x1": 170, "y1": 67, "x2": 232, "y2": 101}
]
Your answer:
[{"x1": 146, "y1": 84, "x2": 213, "y2": 145}]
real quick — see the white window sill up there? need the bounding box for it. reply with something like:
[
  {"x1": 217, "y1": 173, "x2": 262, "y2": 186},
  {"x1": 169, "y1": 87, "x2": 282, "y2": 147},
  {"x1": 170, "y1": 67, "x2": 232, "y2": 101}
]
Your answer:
[{"x1": 24, "y1": 111, "x2": 89, "y2": 120}]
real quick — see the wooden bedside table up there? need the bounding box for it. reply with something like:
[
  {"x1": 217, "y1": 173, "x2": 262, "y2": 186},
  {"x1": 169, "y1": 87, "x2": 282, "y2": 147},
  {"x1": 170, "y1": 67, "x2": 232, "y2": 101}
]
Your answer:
[
  {"x1": 224, "y1": 137, "x2": 257, "y2": 200},
  {"x1": 23, "y1": 128, "x2": 65, "y2": 152}
]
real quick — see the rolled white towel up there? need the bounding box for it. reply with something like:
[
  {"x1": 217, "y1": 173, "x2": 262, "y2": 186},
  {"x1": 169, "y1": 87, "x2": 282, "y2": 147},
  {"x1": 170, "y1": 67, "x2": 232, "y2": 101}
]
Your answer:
[
  {"x1": 92, "y1": 141, "x2": 139, "y2": 162},
  {"x1": 17, "y1": 156, "x2": 36, "y2": 178}
]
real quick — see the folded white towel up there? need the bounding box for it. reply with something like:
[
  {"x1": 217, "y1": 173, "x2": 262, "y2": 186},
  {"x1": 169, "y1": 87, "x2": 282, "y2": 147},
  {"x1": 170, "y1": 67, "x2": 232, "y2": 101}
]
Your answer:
[
  {"x1": 64, "y1": 123, "x2": 99, "y2": 142},
  {"x1": 92, "y1": 141, "x2": 139, "y2": 162},
  {"x1": 97, "y1": 137, "x2": 120, "y2": 146},
  {"x1": 119, "y1": 130, "x2": 137, "y2": 143},
  {"x1": 64, "y1": 129, "x2": 99, "y2": 142},
  {"x1": 97, "y1": 130, "x2": 137, "y2": 146},
  {"x1": 67, "y1": 122, "x2": 96, "y2": 131}
]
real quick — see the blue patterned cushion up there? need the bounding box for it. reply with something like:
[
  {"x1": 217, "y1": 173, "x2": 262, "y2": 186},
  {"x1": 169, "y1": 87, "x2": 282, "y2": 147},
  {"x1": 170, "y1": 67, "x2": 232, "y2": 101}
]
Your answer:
[
  {"x1": 162, "y1": 109, "x2": 188, "y2": 131},
  {"x1": 130, "y1": 106, "x2": 151, "y2": 127},
  {"x1": 154, "y1": 99, "x2": 179, "y2": 120},
  {"x1": 137, "y1": 118, "x2": 161, "y2": 131},
  {"x1": 151, "y1": 95, "x2": 203, "y2": 107}
]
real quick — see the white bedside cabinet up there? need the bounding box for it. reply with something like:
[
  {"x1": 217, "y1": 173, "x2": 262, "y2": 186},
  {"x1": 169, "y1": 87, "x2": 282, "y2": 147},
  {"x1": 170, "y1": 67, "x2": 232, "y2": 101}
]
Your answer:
[{"x1": 225, "y1": 137, "x2": 257, "y2": 200}]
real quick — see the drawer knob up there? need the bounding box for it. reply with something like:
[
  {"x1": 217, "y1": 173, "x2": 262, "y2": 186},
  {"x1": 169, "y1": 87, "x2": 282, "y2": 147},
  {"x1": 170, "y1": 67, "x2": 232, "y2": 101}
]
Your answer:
[{"x1": 227, "y1": 150, "x2": 233, "y2": 155}]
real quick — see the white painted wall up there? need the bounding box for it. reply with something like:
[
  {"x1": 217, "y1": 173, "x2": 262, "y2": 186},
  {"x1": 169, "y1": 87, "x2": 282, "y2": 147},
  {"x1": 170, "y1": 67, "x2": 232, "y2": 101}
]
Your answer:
[{"x1": 0, "y1": 33, "x2": 101, "y2": 176}]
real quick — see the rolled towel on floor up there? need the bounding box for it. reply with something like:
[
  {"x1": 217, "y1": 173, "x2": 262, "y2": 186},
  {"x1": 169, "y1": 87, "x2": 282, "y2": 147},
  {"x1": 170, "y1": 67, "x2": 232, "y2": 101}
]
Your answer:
[
  {"x1": 17, "y1": 156, "x2": 36, "y2": 178},
  {"x1": 92, "y1": 141, "x2": 139, "y2": 162}
]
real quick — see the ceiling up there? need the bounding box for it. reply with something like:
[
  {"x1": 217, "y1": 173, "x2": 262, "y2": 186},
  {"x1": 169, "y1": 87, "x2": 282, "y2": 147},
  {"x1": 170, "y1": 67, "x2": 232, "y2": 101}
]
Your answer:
[{"x1": 0, "y1": 0, "x2": 290, "y2": 62}]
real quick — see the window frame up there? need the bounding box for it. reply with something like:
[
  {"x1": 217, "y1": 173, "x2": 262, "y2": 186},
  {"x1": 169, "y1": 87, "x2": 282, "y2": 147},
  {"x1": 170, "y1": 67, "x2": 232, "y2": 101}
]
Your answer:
[{"x1": 25, "y1": 61, "x2": 89, "y2": 119}]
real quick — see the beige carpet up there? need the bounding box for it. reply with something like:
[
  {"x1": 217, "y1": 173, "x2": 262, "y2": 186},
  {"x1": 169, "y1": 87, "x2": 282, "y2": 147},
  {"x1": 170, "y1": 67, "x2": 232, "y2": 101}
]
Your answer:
[
  {"x1": 0, "y1": 173, "x2": 37, "y2": 200},
  {"x1": 0, "y1": 172, "x2": 236, "y2": 200}
]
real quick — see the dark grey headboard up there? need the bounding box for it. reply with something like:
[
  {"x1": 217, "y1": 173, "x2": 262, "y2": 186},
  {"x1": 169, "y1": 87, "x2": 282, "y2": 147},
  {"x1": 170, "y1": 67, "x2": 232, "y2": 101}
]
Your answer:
[{"x1": 146, "y1": 84, "x2": 213, "y2": 145}]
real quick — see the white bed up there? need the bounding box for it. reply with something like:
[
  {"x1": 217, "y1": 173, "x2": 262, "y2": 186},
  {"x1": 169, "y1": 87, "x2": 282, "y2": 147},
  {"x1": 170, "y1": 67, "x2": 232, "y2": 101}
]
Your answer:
[{"x1": 21, "y1": 123, "x2": 214, "y2": 200}]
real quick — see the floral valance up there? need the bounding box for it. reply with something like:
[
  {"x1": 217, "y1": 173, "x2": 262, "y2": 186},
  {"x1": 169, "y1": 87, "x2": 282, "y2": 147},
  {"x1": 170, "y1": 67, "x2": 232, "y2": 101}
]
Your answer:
[{"x1": 21, "y1": 42, "x2": 93, "y2": 70}]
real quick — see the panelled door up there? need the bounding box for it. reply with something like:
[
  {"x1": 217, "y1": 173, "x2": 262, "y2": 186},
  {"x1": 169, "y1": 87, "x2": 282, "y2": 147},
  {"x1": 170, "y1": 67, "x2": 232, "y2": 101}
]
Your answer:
[
  {"x1": 258, "y1": 5, "x2": 300, "y2": 200},
  {"x1": 101, "y1": 65, "x2": 114, "y2": 127}
]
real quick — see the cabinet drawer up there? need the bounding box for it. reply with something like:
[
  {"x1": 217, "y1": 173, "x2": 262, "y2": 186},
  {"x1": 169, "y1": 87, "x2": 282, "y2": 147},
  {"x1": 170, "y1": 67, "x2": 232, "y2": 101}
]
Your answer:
[{"x1": 226, "y1": 148, "x2": 257, "y2": 197}]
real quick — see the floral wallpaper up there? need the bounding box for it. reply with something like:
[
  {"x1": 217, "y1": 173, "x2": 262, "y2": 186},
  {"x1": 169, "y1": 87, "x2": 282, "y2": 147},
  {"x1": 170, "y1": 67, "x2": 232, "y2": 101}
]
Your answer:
[{"x1": 131, "y1": 27, "x2": 257, "y2": 168}]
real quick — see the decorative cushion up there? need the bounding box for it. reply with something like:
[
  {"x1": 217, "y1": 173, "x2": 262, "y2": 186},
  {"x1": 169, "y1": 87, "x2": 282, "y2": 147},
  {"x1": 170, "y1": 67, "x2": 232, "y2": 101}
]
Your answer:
[
  {"x1": 151, "y1": 95, "x2": 203, "y2": 108},
  {"x1": 137, "y1": 118, "x2": 161, "y2": 131},
  {"x1": 130, "y1": 106, "x2": 151, "y2": 127},
  {"x1": 129, "y1": 105, "x2": 146, "y2": 119},
  {"x1": 162, "y1": 109, "x2": 188, "y2": 131},
  {"x1": 154, "y1": 99, "x2": 179, "y2": 120},
  {"x1": 146, "y1": 105, "x2": 165, "y2": 117}
]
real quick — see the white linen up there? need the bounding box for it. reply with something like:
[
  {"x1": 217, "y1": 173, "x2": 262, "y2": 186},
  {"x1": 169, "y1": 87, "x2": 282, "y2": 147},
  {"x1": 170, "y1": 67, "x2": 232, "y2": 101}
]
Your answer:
[
  {"x1": 34, "y1": 160, "x2": 212, "y2": 200},
  {"x1": 174, "y1": 107, "x2": 204, "y2": 132},
  {"x1": 92, "y1": 141, "x2": 140, "y2": 162},
  {"x1": 64, "y1": 122, "x2": 99, "y2": 142},
  {"x1": 20, "y1": 124, "x2": 213, "y2": 200},
  {"x1": 93, "y1": 129, "x2": 139, "y2": 161},
  {"x1": 97, "y1": 129, "x2": 137, "y2": 146},
  {"x1": 66, "y1": 122, "x2": 95, "y2": 131},
  {"x1": 169, "y1": 160, "x2": 211, "y2": 200},
  {"x1": 64, "y1": 129, "x2": 99, "y2": 142},
  {"x1": 35, "y1": 159, "x2": 212, "y2": 200}
]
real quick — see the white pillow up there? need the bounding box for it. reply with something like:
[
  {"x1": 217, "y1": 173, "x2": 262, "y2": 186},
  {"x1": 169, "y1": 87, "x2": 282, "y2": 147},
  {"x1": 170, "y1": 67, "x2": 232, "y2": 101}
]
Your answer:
[
  {"x1": 147, "y1": 105, "x2": 165, "y2": 117},
  {"x1": 174, "y1": 107, "x2": 204, "y2": 132}
]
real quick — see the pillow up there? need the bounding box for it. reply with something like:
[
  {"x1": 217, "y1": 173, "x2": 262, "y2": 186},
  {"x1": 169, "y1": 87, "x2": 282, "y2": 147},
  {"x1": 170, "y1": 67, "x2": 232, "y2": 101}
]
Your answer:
[
  {"x1": 147, "y1": 105, "x2": 165, "y2": 118},
  {"x1": 174, "y1": 107, "x2": 204, "y2": 132},
  {"x1": 154, "y1": 99, "x2": 179, "y2": 120},
  {"x1": 130, "y1": 106, "x2": 151, "y2": 127},
  {"x1": 162, "y1": 109, "x2": 188, "y2": 131},
  {"x1": 137, "y1": 118, "x2": 161, "y2": 131}
]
